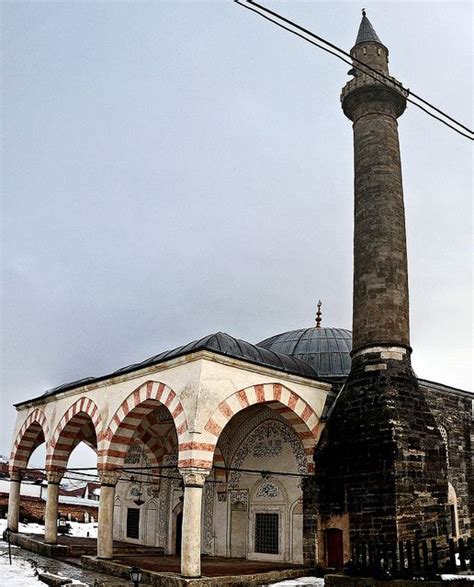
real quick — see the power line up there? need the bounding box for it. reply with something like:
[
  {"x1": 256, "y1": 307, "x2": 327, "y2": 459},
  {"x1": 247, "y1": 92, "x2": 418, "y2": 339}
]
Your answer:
[
  {"x1": 8, "y1": 462, "x2": 311, "y2": 480},
  {"x1": 234, "y1": 0, "x2": 473, "y2": 141},
  {"x1": 244, "y1": 0, "x2": 472, "y2": 133},
  {"x1": 238, "y1": 0, "x2": 473, "y2": 136}
]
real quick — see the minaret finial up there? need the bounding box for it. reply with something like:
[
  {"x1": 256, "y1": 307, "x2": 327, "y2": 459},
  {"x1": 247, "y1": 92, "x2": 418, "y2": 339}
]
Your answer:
[
  {"x1": 315, "y1": 300, "x2": 322, "y2": 328},
  {"x1": 362, "y1": 8, "x2": 366, "y2": 17}
]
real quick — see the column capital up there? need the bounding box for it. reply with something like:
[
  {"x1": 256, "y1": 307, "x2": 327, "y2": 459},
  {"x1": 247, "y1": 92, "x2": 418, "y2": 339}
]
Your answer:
[
  {"x1": 46, "y1": 470, "x2": 64, "y2": 485},
  {"x1": 98, "y1": 469, "x2": 121, "y2": 487},
  {"x1": 179, "y1": 467, "x2": 210, "y2": 488},
  {"x1": 9, "y1": 471, "x2": 23, "y2": 483}
]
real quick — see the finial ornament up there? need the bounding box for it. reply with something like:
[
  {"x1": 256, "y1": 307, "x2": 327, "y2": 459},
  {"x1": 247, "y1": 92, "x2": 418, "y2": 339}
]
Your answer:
[
  {"x1": 315, "y1": 300, "x2": 322, "y2": 328},
  {"x1": 362, "y1": 8, "x2": 366, "y2": 17}
]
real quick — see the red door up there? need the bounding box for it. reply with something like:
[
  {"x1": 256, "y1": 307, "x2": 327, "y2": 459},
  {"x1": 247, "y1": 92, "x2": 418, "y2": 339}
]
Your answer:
[{"x1": 326, "y1": 528, "x2": 344, "y2": 568}]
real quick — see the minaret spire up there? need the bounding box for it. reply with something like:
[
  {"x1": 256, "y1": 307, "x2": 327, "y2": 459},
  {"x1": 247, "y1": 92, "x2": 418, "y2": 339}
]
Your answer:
[{"x1": 355, "y1": 10, "x2": 382, "y2": 46}]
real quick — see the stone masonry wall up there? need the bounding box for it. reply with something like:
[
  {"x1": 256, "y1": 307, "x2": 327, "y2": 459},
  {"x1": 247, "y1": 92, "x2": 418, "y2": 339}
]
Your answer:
[
  {"x1": 421, "y1": 384, "x2": 473, "y2": 537},
  {"x1": 312, "y1": 353, "x2": 450, "y2": 551}
]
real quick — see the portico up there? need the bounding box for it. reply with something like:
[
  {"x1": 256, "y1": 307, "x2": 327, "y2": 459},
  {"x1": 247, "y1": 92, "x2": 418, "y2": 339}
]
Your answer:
[{"x1": 8, "y1": 332, "x2": 333, "y2": 577}]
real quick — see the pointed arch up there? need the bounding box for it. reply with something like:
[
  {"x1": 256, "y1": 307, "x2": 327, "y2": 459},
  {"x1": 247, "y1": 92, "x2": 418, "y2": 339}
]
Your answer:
[
  {"x1": 46, "y1": 397, "x2": 103, "y2": 471},
  {"x1": 100, "y1": 381, "x2": 186, "y2": 470},
  {"x1": 10, "y1": 408, "x2": 49, "y2": 473},
  {"x1": 201, "y1": 383, "x2": 321, "y2": 472}
]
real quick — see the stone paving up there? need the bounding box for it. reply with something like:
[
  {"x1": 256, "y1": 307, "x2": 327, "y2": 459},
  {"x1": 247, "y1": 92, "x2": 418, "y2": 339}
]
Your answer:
[
  {"x1": 0, "y1": 541, "x2": 122, "y2": 586},
  {"x1": 112, "y1": 554, "x2": 303, "y2": 577},
  {"x1": 2, "y1": 534, "x2": 317, "y2": 586}
]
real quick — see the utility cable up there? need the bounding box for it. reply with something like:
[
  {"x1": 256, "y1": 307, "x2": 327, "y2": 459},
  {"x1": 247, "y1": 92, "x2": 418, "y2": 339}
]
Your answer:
[
  {"x1": 239, "y1": 0, "x2": 473, "y2": 134},
  {"x1": 234, "y1": 0, "x2": 473, "y2": 140},
  {"x1": 11, "y1": 462, "x2": 312, "y2": 479}
]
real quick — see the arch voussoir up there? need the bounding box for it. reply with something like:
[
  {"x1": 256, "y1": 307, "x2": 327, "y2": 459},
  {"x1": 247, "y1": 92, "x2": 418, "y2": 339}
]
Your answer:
[
  {"x1": 202, "y1": 383, "x2": 320, "y2": 474},
  {"x1": 10, "y1": 408, "x2": 49, "y2": 473},
  {"x1": 99, "y1": 381, "x2": 186, "y2": 471},
  {"x1": 46, "y1": 397, "x2": 103, "y2": 472}
]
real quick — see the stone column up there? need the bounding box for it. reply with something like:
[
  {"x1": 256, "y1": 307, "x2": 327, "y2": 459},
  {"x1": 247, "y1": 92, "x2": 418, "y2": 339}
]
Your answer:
[
  {"x1": 179, "y1": 468, "x2": 210, "y2": 578},
  {"x1": 44, "y1": 471, "x2": 63, "y2": 544},
  {"x1": 7, "y1": 471, "x2": 22, "y2": 532},
  {"x1": 97, "y1": 471, "x2": 119, "y2": 559}
]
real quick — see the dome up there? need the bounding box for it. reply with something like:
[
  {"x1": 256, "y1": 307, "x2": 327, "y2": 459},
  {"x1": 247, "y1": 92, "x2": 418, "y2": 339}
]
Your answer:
[{"x1": 257, "y1": 327, "x2": 352, "y2": 380}]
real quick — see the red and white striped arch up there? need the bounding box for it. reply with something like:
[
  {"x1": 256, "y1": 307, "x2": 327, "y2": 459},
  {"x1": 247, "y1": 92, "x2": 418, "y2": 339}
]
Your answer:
[
  {"x1": 191, "y1": 383, "x2": 321, "y2": 473},
  {"x1": 213, "y1": 445, "x2": 226, "y2": 482},
  {"x1": 100, "y1": 381, "x2": 187, "y2": 470},
  {"x1": 10, "y1": 408, "x2": 49, "y2": 473},
  {"x1": 46, "y1": 397, "x2": 103, "y2": 472}
]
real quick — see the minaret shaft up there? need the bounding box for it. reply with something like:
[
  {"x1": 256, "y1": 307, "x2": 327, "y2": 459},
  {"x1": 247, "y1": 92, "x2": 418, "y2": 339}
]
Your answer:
[
  {"x1": 352, "y1": 103, "x2": 409, "y2": 351},
  {"x1": 341, "y1": 26, "x2": 410, "y2": 354}
]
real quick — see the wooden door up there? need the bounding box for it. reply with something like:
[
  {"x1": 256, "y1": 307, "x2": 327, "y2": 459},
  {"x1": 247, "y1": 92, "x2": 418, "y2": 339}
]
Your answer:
[{"x1": 326, "y1": 528, "x2": 344, "y2": 568}]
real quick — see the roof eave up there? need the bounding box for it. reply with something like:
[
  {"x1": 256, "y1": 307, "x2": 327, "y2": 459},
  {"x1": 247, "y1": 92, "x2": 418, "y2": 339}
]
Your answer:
[{"x1": 14, "y1": 346, "x2": 329, "y2": 409}]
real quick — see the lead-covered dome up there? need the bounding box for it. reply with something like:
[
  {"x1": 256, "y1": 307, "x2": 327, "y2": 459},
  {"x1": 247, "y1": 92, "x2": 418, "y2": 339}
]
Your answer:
[{"x1": 257, "y1": 327, "x2": 352, "y2": 380}]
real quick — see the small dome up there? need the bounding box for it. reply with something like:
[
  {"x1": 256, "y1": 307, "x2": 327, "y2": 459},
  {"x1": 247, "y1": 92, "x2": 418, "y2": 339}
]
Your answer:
[{"x1": 257, "y1": 327, "x2": 352, "y2": 379}]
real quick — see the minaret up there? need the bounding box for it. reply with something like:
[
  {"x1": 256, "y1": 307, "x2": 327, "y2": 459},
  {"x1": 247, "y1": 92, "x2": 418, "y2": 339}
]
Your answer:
[
  {"x1": 342, "y1": 10, "x2": 410, "y2": 356},
  {"x1": 311, "y1": 13, "x2": 449, "y2": 562}
]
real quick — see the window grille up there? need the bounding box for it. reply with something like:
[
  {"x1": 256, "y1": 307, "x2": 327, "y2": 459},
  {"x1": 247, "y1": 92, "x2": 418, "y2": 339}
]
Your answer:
[
  {"x1": 126, "y1": 507, "x2": 140, "y2": 539},
  {"x1": 255, "y1": 513, "x2": 279, "y2": 554}
]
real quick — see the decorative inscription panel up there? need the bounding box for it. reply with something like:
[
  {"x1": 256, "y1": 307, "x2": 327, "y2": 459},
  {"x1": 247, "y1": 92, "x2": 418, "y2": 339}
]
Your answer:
[
  {"x1": 256, "y1": 482, "x2": 279, "y2": 499},
  {"x1": 229, "y1": 420, "x2": 307, "y2": 489},
  {"x1": 253, "y1": 438, "x2": 282, "y2": 458}
]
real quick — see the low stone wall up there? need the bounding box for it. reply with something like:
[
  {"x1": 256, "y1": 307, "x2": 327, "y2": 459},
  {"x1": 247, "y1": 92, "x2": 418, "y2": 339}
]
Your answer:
[
  {"x1": 4, "y1": 531, "x2": 71, "y2": 558},
  {"x1": 37, "y1": 571, "x2": 73, "y2": 586},
  {"x1": 325, "y1": 574, "x2": 474, "y2": 587},
  {"x1": 82, "y1": 556, "x2": 319, "y2": 586}
]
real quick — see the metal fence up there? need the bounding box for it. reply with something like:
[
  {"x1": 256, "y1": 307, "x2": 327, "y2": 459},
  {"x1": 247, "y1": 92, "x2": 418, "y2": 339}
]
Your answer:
[{"x1": 347, "y1": 537, "x2": 473, "y2": 579}]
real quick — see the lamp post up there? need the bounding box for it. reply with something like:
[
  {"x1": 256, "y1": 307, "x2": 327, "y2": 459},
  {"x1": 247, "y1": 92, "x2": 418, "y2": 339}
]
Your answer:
[
  {"x1": 129, "y1": 565, "x2": 142, "y2": 587},
  {"x1": 5, "y1": 527, "x2": 12, "y2": 565}
]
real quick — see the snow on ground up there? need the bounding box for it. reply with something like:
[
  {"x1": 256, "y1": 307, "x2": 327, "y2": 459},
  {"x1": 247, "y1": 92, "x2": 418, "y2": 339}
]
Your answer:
[
  {"x1": 0, "y1": 551, "x2": 89, "y2": 586},
  {"x1": 0, "y1": 518, "x2": 44, "y2": 535},
  {"x1": 67, "y1": 521, "x2": 98, "y2": 538},
  {"x1": 441, "y1": 575, "x2": 474, "y2": 581},
  {"x1": 0, "y1": 518, "x2": 98, "y2": 538},
  {"x1": 271, "y1": 578, "x2": 324, "y2": 586},
  {"x1": 0, "y1": 553, "x2": 40, "y2": 585}
]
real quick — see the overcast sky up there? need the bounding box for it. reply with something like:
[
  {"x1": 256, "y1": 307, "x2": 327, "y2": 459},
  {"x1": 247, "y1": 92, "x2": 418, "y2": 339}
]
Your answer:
[{"x1": 1, "y1": 1, "x2": 472, "y2": 466}]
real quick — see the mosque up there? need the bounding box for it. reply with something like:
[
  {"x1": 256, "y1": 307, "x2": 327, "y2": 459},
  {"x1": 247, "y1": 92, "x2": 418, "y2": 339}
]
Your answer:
[{"x1": 6, "y1": 12, "x2": 472, "y2": 580}]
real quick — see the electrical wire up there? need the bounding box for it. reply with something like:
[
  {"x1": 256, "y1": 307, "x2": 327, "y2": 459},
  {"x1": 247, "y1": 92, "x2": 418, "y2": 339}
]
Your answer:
[
  {"x1": 240, "y1": 0, "x2": 473, "y2": 134},
  {"x1": 234, "y1": 0, "x2": 473, "y2": 140},
  {"x1": 8, "y1": 462, "x2": 312, "y2": 481}
]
